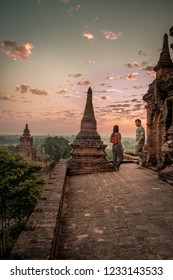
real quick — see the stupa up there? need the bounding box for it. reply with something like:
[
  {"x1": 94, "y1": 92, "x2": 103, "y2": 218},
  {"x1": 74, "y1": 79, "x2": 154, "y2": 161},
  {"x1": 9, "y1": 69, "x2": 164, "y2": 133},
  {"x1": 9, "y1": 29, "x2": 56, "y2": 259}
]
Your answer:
[
  {"x1": 16, "y1": 124, "x2": 36, "y2": 161},
  {"x1": 67, "y1": 87, "x2": 114, "y2": 175}
]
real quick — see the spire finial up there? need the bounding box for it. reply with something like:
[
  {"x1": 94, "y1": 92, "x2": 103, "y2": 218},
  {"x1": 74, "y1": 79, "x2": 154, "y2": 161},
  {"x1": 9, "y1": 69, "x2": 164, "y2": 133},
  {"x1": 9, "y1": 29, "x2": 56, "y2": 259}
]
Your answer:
[
  {"x1": 87, "y1": 87, "x2": 92, "y2": 94},
  {"x1": 162, "y1": 33, "x2": 169, "y2": 53}
]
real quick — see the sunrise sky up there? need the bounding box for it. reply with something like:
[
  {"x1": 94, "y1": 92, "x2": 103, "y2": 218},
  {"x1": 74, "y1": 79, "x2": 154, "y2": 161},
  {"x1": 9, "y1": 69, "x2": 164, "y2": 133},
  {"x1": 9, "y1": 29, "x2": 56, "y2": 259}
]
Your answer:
[{"x1": 0, "y1": 0, "x2": 173, "y2": 137}]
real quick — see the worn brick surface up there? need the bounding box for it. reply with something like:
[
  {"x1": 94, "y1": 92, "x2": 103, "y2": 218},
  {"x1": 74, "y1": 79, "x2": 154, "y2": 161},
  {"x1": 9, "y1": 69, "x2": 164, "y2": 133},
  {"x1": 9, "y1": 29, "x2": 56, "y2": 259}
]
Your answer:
[
  {"x1": 11, "y1": 160, "x2": 67, "y2": 260},
  {"x1": 55, "y1": 163, "x2": 173, "y2": 260}
]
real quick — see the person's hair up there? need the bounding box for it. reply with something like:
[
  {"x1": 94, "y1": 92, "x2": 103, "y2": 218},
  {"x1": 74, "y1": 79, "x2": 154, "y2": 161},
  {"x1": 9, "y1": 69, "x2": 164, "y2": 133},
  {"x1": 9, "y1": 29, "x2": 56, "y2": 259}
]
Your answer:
[
  {"x1": 135, "y1": 119, "x2": 141, "y2": 123},
  {"x1": 113, "y1": 125, "x2": 119, "y2": 133}
]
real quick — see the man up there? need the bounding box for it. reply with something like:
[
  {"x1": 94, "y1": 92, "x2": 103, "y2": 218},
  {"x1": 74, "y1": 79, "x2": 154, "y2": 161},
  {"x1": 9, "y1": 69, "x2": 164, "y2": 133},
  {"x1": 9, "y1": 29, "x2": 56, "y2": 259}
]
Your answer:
[{"x1": 135, "y1": 119, "x2": 145, "y2": 168}]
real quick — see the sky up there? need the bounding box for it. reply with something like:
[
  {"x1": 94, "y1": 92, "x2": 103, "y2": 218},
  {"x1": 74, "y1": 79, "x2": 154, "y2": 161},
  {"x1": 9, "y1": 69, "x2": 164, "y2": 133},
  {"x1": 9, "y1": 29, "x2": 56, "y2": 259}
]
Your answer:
[{"x1": 0, "y1": 0, "x2": 173, "y2": 137}]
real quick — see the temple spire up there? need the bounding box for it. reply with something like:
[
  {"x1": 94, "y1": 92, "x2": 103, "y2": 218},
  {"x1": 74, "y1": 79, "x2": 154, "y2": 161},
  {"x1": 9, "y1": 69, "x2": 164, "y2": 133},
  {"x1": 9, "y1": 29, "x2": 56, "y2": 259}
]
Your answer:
[
  {"x1": 23, "y1": 123, "x2": 31, "y2": 137},
  {"x1": 154, "y1": 33, "x2": 173, "y2": 72},
  {"x1": 81, "y1": 87, "x2": 97, "y2": 131}
]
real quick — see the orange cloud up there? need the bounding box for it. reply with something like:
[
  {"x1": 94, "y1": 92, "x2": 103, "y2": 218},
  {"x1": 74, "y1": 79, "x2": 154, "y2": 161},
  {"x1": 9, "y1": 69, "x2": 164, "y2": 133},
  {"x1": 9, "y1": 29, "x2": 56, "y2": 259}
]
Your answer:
[
  {"x1": 102, "y1": 30, "x2": 122, "y2": 40},
  {"x1": 77, "y1": 80, "x2": 91, "y2": 85},
  {"x1": 118, "y1": 72, "x2": 138, "y2": 81},
  {"x1": 140, "y1": 64, "x2": 155, "y2": 76},
  {"x1": 0, "y1": 40, "x2": 33, "y2": 60},
  {"x1": 82, "y1": 31, "x2": 95, "y2": 40}
]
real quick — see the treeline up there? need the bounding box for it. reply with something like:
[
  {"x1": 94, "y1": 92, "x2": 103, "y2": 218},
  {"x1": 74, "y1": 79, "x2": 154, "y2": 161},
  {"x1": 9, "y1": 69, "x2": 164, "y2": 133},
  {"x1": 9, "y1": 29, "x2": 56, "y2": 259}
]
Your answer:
[
  {"x1": 105, "y1": 138, "x2": 136, "y2": 160},
  {"x1": 40, "y1": 136, "x2": 72, "y2": 162}
]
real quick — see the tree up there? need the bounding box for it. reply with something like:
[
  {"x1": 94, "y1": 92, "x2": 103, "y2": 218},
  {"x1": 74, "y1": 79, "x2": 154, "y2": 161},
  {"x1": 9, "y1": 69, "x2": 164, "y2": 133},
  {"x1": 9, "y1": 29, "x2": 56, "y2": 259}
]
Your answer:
[
  {"x1": 0, "y1": 146, "x2": 45, "y2": 257},
  {"x1": 41, "y1": 136, "x2": 71, "y2": 161}
]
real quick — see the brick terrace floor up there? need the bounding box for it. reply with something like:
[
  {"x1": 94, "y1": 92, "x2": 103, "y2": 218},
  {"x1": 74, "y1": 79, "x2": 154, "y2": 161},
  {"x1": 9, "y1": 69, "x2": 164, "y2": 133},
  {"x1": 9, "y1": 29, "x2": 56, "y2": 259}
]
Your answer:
[{"x1": 55, "y1": 163, "x2": 173, "y2": 260}]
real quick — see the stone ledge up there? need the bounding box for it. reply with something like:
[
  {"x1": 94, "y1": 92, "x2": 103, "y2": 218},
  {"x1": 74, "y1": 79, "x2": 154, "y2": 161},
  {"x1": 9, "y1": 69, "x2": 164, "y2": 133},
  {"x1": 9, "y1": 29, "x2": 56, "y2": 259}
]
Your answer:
[{"x1": 10, "y1": 159, "x2": 68, "y2": 260}]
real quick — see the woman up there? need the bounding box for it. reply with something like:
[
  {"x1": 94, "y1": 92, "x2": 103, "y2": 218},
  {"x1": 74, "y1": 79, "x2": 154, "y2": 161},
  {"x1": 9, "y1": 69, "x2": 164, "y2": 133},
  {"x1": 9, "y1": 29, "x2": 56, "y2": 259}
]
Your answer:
[{"x1": 110, "y1": 125, "x2": 123, "y2": 171}]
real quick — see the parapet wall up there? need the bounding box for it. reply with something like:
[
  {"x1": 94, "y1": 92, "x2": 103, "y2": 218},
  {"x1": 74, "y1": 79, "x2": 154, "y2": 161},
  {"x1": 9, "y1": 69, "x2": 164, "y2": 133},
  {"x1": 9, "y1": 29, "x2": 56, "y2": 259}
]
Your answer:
[{"x1": 11, "y1": 159, "x2": 67, "y2": 260}]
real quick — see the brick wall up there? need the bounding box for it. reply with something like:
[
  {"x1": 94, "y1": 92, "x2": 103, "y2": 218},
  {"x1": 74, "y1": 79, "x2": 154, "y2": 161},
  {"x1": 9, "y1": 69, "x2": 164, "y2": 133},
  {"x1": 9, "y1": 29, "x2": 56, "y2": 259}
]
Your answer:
[{"x1": 10, "y1": 160, "x2": 67, "y2": 260}]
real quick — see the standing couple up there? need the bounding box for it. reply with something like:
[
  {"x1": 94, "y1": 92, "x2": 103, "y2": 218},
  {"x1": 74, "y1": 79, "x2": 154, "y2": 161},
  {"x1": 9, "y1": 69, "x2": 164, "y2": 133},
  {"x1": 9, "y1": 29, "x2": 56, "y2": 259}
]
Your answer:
[{"x1": 110, "y1": 119, "x2": 146, "y2": 171}]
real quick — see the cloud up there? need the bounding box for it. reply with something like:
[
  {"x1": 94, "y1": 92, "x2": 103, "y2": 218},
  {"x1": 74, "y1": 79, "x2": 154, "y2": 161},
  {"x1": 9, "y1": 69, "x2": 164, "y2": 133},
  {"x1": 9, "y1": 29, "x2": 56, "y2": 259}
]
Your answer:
[
  {"x1": 0, "y1": 40, "x2": 33, "y2": 60},
  {"x1": 16, "y1": 84, "x2": 50, "y2": 96},
  {"x1": 118, "y1": 72, "x2": 138, "y2": 81},
  {"x1": 124, "y1": 61, "x2": 139, "y2": 68},
  {"x1": 138, "y1": 49, "x2": 147, "y2": 56},
  {"x1": 77, "y1": 80, "x2": 91, "y2": 85},
  {"x1": 67, "y1": 4, "x2": 81, "y2": 15},
  {"x1": 108, "y1": 104, "x2": 131, "y2": 109},
  {"x1": 104, "y1": 75, "x2": 114, "y2": 80},
  {"x1": 102, "y1": 98, "x2": 146, "y2": 122},
  {"x1": 106, "y1": 88, "x2": 123, "y2": 93},
  {"x1": 141, "y1": 65, "x2": 154, "y2": 71},
  {"x1": 102, "y1": 30, "x2": 122, "y2": 40},
  {"x1": 64, "y1": 80, "x2": 75, "y2": 87},
  {"x1": 133, "y1": 85, "x2": 144, "y2": 89},
  {"x1": 16, "y1": 84, "x2": 30, "y2": 93},
  {"x1": 131, "y1": 98, "x2": 138, "y2": 102},
  {"x1": 100, "y1": 96, "x2": 108, "y2": 100},
  {"x1": 59, "y1": 110, "x2": 78, "y2": 119},
  {"x1": 63, "y1": 93, "x2": 79, "y2": 98},
  {"x1": 68, "y1": 73, "x2": 82, "y2": 78},
  {"x1": 97, "y1": 88, "x2": 123, "y2": 94},
  {"x1": 140, "y1": 64, "x2": 155, "y2": 76},
  {"x1": 56, "y1": 88, "x2": 80, "y2": 98},
  {"x1": 60, "y1": 0, "x2": 81, "y2": 15},
  {"x1": 97, "y1": 90, "x2": 107, "y2": 94},
  {"x1": 82, "y1": 31, "x2": 95, "y2": 40},
  {"x1": 0, "y1": 94, "x2": 11, "y2": 100},
  {"x1": 29, "y1": 88, "x2": 50, "y2": 96},
  {"x1": 86, "y1": 59, "x2": 96, "y2": 64},
  {"x1": 100, "y1": 83, "x2": 108, "y2": 87},
  {"x1": 146, "y1": 71, "x2": 156, "y2": 76},
  {"x1": 133, "y1": 104, "x2": 143, "y2": 111},
  {"x1": 141, "y1": 61, "x2": 148, "y2": 67},
  {"x1": 57, "y1": 88, "x2": 68, "y2": 94}
]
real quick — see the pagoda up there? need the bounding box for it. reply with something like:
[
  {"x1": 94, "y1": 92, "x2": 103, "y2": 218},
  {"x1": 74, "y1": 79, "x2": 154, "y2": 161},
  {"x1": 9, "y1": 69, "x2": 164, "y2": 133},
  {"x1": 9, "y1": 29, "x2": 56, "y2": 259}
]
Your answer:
[
  {"x1": 67, "y1": 87, "x2": 114, "y2": 175},
  {"x1": 17, "y1": 124, "x2": 36, "y2": 161}
]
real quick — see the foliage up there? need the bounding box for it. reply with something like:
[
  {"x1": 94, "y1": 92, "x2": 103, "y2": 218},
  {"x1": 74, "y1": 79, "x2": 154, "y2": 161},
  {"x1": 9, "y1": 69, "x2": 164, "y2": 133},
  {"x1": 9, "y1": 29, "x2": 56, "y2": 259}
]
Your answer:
[
  {"x1": 105, "y1": 138, "x2": 136, "y2": 160},
  {"x1": 41, "y1": 136, "x2": 71, "y2": 161},
  {"x1": 0, "y1": 146, "x2": 45, "y2": 257}
]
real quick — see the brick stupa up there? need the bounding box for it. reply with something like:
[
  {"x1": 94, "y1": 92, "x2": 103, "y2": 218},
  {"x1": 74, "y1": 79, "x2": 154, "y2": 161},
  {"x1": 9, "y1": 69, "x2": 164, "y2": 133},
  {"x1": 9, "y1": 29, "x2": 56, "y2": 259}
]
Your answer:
[{"x1": 67, "y1": 87, "x2": 114, "y2": 175}]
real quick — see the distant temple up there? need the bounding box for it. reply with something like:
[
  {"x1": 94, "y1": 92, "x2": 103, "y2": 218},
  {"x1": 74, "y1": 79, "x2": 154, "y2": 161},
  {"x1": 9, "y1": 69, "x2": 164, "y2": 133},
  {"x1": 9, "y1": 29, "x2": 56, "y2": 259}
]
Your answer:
[
  {"x1": 16, "y1": 124, "x2": 36, "y2": 161},
  {"x1": 68, "y1": 87, "x2": 114, "y2": 175},
  {"x1": 143, "y1": 27, "x2": 173, "y2": 182}
]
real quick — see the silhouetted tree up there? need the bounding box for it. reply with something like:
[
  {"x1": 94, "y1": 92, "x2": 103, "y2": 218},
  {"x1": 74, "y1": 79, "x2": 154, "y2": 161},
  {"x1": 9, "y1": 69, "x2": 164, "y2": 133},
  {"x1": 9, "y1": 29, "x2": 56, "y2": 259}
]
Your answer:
[{"x1": 41, "y1": 136, "x2": 71, "y2": 161}]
